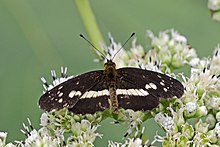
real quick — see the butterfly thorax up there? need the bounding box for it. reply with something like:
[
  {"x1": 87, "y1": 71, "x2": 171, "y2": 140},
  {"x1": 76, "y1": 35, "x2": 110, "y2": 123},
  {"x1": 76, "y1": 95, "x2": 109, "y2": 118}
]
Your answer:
[
  {"x1": 104, "y1": 60, "x2": 118, "y2": 112},
  {"x1": 104, "y1": 60, "x2": 117, "y2": 81}
]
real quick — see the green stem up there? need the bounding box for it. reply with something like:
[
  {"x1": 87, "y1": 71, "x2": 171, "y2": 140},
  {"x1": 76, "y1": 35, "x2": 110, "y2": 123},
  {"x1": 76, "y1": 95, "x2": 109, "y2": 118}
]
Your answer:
[{"x1": 75, "y1": 0, "x2": 104, "y2": 53}]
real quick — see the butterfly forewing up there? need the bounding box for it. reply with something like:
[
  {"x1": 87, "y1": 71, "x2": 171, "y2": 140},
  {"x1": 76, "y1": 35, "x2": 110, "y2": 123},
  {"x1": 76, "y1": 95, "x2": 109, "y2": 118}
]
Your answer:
[
  {"x1": 39, "y1": 70, "x2": 104, "y2": 111},
  {"x1": 69, "y1": 75, "x2": 111, "y2": 114},
  {"x1": 116, "y1": 67, "x2": 184, "y2": 111}
]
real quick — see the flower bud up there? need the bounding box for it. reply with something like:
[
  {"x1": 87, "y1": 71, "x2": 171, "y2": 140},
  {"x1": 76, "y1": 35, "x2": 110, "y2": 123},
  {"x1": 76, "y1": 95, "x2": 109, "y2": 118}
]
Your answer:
[
  {"x1": 182, "y1": 123, "x2": 194, "y2": 139},
  {"x1": 195, "y1": 119, "x2": 209, "y2": 133}
]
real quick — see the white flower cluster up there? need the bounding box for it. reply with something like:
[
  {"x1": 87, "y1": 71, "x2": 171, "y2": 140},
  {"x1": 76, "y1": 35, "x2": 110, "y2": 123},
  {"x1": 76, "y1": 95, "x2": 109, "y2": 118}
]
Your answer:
[
  {"x1": 100, "y1": 33, "x2": 128, "y2": 68},
  {"x1": 1, "y1": 30, "x2": 220, "y2": 146},
  {"x1": 13, "y1": 110, "x2": 101, "y2": 147},
  {"x1": 97, "y1": 29, "x2": 201, "y2": 146},
  {"x1": 101, "y1": 29, "x2": 198, "y2": 75},
  {"x1": 0, "y1": 132, "x2": 15, "y2": 147},
  {"x1": 147, "y1": 31, "x2": 220, "y2": 146},
  {"x1": 147, "y1": 29, "x2": 198, "y2": 70},
  {"x1": 116, "y1": 109, "x2": 145, "y2": 138},
  {"x1": 41, "y1": 67, "x2": 73, "y2": 93},
  {"x1": 155, "y1": 113, "x2": 176, "y2": 133}
]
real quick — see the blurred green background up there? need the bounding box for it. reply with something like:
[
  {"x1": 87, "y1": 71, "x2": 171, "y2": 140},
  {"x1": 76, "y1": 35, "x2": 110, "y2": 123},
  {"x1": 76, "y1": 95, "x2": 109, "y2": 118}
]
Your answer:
[{"x1": 0, "y1": 0, "x2": 219, "y2": 146}]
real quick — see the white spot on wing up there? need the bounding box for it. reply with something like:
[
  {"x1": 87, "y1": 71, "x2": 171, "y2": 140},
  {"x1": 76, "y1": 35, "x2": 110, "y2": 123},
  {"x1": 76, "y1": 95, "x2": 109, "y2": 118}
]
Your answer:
[
  {"x1": 126, "y1": 89, "x2": 133, "y2": 95},
  {"x1": 160, "y1": 81, "x2": 165, "y2": 86},
  {"x1": 63, "y1": 103, "x2": 69, "y2": 107},
  {"x1": 122, "y1": 89, "x2": 127, "y2": 95},
  {"x1": 97, "y1": 91, "x2": 102, "y2": 97},
  {"x1": 58, "y1": 86, "x2": 63, "y2": 90},
  {"x1": 149, "y1": 83, "x2": 157, "y2": 90},
  {"x1": 139, "y1": 89, "x2": 149, "y2": 96},
  {"x1": 135, "y1": 89, "x2": 144, "y2": 96},
  {"x1": 58, "y1": 92, "x2": 63, "y2": 97},
  {"x1": 58, "y1": 98, "x2": 63, "y2": 103},
  {"x1": 93, "y1": 91, "x2": 98, "y2": 98},
  {"x1": 157, "y1": 75, "x2": 162, "y2": 78},
  {"x1": 117, "y1": 89, "x2": 149, "y2": 96},
  {"x1": 69, "y1": 90, "x2": 81, "y2": 98},
  {"x1": 69, "y1": 90, "x2": 76, "y2": 98},
  {"x1": 129, "y1": 89, "x2": 138, "y2": 96},
  {"x1": 86, "y1": 91, "x2": 96, "y2": 98},
  {"x1": 81, "y1": 91, "x2": 88, "y2": 99},
  {"x1": 81, "y1": 89, "x2": 109, "y2": 99},
  {"x1": 145, "y1": 84, "x2": 151, "y2": 89},
  {"x1": 117, "y1": 89, "x2": 127, "y2": 95},
  {"x1": 102, "y1": 89, "x2": 109, "y2": 96},
  {"x1": 75, "y1": 91, "x2": 81, "y2": 96},
  {"x1": 116, "y1": 89, "x2": 122, "y2": 95},
  {"x1": 163, "y1": 87, "x2": 168, "y2": 92}
]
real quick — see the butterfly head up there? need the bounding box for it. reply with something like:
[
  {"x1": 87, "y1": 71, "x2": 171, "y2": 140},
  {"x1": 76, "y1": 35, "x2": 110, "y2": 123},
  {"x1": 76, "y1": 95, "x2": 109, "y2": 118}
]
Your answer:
[
  {"x1": 104, "y1": 59, "x2": 117, "y2": 80},
  {"x1": 104, "y1": 60, "x2": 116, "y2": 69}
]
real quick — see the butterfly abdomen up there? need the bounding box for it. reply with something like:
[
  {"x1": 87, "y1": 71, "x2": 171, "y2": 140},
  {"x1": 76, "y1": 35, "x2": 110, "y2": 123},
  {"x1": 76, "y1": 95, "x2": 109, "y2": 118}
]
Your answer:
[
  {"x1": 104, "y1": 60, "x2": 119, "y2": 112},
  {"x1": 109, "y1": 83, "x2": 118, "y2": 112}
]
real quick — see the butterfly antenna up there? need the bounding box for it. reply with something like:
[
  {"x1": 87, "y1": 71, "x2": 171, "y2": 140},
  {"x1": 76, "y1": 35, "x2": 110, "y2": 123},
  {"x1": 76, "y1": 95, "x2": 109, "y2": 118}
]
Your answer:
[
  {"x1": 111, "y1": 32, "x2": 135, "y2": 61},
  {"x1": 79, "y1": 34, "x2": 107, "y2": 60}
]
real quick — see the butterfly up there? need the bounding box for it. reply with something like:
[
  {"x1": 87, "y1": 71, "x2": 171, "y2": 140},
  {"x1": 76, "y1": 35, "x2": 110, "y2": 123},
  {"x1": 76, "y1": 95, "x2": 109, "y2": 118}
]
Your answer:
[{"x1": 39, "y1": 33, "x2": 184, "y2": 114}]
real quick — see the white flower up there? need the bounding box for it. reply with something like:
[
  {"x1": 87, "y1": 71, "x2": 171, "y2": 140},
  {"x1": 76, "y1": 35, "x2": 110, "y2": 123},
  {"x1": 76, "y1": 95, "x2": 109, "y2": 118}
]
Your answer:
[
  {"x1": 211, "y1": 45, "x2": 220, "y2": 71},
  {"x1": 147, "y1": 29, "x2": 198, "y2": 69},
  {"x1": 25, "y1": 129, "x2": 40, "y2": 146},
  {"x1": 69, "y1": 119, "x2": 102, "y2": 145},
  {"x1": 41, "y1": 67, "x2": 73, "y2": 92},
  {"x1": 40, "y1": 112, "x2": 49, "y2": 126},
  {"x1": 127, "y1": 138, "x2": 143, "y2": 147},
  {"x1": 197, "y1": 106, "x2": 208, "y2": 117},
  {"x1": 0, "y1": 132, "x2": 7, "y2": 146},
  {"x1": 216, "y1": 112, "x2": 220, "y2": 121},
  {"x1": 154, "y1": 113, "x2": 165, "y2": 124},
  {"x1": 17, "y1": 119, "x2": 64, "y2": 147},
  {"x1": 214, "y1": 122, "x2": 220, "y2": 137},
  {"x1": 163, "y1": 116, "x2": 175, "y2": 132},
  {"x1": 100, "y1": 33, "x2": 128, "y2": 68},
  {"x1": 208, "y1": 0, "x2": 220, "y2": 10},
  {"x1": 189, "y1": 57, "x2": 200, "y2": 67},
  {"x1": 212, "y1": 11, "x2": 220, "y2": 21},
  {"x1": 155, "y1": 113, "x2": 175, "y2": 133},
  {"x1": 195, "y1": 119, "x2": 209, "y2": 134},
  {"x1": 171, "y1": 29, "x2": 187, "y2": 43},
  {"x1": 147, "y1": 30, "x2": 170, "y2": 47},
  {"x1": 120, "y1": 110, "x2": 145, "y2": 138},
  {"x1": 5, "y1": 143, "x2": 16, "y2": 147},
  {"x1": 108, "y1": 138, "x2": 147, "y2": 147},
  {"x1": 184, "y1": 57, "x2": 220, "y2": 102},
  {"x1": 207, "y1": 97, "x2": 220, "y2": 110},
  {"x1": 185, "y1": 102, "x2": 197, "y2": 114}
]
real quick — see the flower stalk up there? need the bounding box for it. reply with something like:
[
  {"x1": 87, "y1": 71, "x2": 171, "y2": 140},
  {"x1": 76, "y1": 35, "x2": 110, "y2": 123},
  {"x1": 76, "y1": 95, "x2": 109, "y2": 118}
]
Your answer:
[{"x1": 74, "y1": 0, "x2": 104, "y2": 53}]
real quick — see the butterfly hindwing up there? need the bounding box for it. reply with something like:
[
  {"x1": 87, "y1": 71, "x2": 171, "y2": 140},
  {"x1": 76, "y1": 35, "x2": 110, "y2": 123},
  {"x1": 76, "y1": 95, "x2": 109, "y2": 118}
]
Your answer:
[
  {"x1": 39, "y1": 70, "x2": 105, "y2": 111},
  {"x1": 69, "y1": 96, "x2": 110, "y2": 114},
  {"x1": 69, "y1": 75, "x2": 111, "y2": 114},
  {"x1": 116, "y1": 67, "x2": 184, "y2": 111}
]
